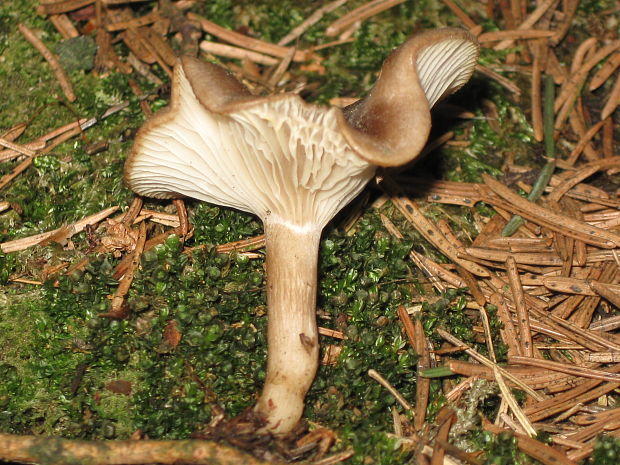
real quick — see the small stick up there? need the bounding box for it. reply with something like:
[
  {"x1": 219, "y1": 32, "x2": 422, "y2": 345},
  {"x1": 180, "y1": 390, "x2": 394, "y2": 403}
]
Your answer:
[
  {"x1": 172, "y1": 199, "x2": 190, "y2": 238},
  {"x1": 548, "y1": 165, "x2": 600, "y2": 202},
  {"x1": 437, "y1": 329, "x2": 543, "y2": 400},
  {"x1": 490, "y1": 293, "x2": 522, "y2": 357},
  {"x1": 510, "y1": 355, "x2": 620, "y2": 383},
  {"x1": 266, "y1": 47, "x2": 296, "y2": 88},
  {"x1": 524, "y1": 365, "x2": 620, "y2": 422},
  {"x1": 0, "y1": 206, "x2": 119, "y2": 253},
  {"x1": 439, "y1": 0, "x2": 479, "y2": 31},
  {"x1": 199, "y1": 41, "x2": 278, "y2": 66},
  {"x1": 589, "y1": 50, "x2": 620, "y2": 91},
  {"x1": 483, "y1": 424, "x2": 579, "y2": 465},
  {"x1": 565, "y1": 121, "x2": 605, "y2": 165},
  {"x1": 324, "y1": 0, "x2": 406, "y2": 37},
  {"x1": 590, "y1": 280, "x2": 620, "y2": 308},
  {"x1": 601, "y1": 72, "x2": 620, "y2": 120},
  {"x1": 317, "y1": 327, "x2": 345, "y2": 339},
  {"x1": 49, "y1": 14, "x2": 80, "y2": 39},
  {"x1": 106, "y1": 11, "x2": 160, "y2": 32},
  {"x1": 0, "y1": 432, "x2": 279, "y2": 465},
  {"x1": 502, "y1": 74, "x2": 555, "y2": 236},
  {"x1": 478, "y1": 29, "x2": 554, "y2": 42},
  {"x1": 493, "y1": 0, "x2": 557, "y2": 50},
  {"x1": 383, "y1": 178, "x2": 490, "y2": 277},
  {"x1": 550, "y1": 0, "x2": 579, "y2": 45},
  {"x1": 475, "y1": 65, "x2": 522, "y2": 96},
  {"x1": 397, "y1": 305, "x2": 416, "y2": 349},
  {"x1": 37, "y1": 0, "x2": 95, "y2": 15},
  {"x1": 431, "y1": 408, "x2": 456, "y2": 465},
  {"x1": 493, "y1": 366, "x2": 537, "y2": 436},
  {"x1": 483, "y1": 175, "x2": 620, "y2": 248},
  {"x1": 409, "y1": 250, "x2": 460, "y2": 290},
  {"x1": 542, "y1": 276, "x2": 617, "y2": 296},
  {"x1": 0, "y1": 137, "x2": 36, "y2": 157},
  {"x1": 100, "y1": 221, "x2": 147, "y2": 319},
  {"x1": 18, "y1": 23, "x2": 76, "y2": 102},
  {"x1": 464, "y1": 248, "x2": 562, "y2": 266},
  {"x1": 588, "y1": 353, "x2": 620, "y2": 363},
  {"x1": 278, "y1": 0, "x2": 348, "y2": 46},
  {"x1": 455, "y1": 265, "x2": 487, "y2": 306},
  {"x1": 0, "y1": 125, "x2": 83, "y2": 190},
  {"x1": 368, "y1": 369, "x2": 413, "y2": 411},
  {"x1": 121, "y1": 197, "x2": 144, "y2": 227},
  {"x1": 131, "y1": 27, "x2": 172, "y2": 77},
  {"x1": 603, "y1": 116, "x2": 614, "y2": 159},
  {"x1": 414, "y1": 318, "x2": 431, "y2": 430},
  {"x1": 447, "y1": 359, "x2": 572, "y2": 390},
  {"x1": 190, "y1": 13, "x2": 310, "y2": 62},
  {"x1": 479, "y1": 305, "x2": 496, "y2": 362},
  {"x1": 530, "y1": 47, "x2": 544, "y2": 141},
  {"x1": 445, "y1": 376, "x2": 477, "y2": 403},
  {"x1": 555, "y1": 41, "x2": 620, "y2": 129}
]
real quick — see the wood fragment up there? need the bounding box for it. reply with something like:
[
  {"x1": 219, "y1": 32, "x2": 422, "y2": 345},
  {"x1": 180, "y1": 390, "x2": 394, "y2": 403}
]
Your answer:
[
  {"x1": 493, "y1": 0, "x2": 558, "y2": 50},
  {"x1": 555, "y1": 41, "x2": 620, "y2": 129},
  {"x1": 0, "y1": 432, "x2": 280, "y2": 465},
  {"x1": 100, "y1": 221, "x2": 146, "y2": 319},
  {"x1": 278, "y1": 0, "x2": 348, "y2": 46},
  {"x1": 368, "y1": 369, "x2": 413, "y2": 411},
  {"x1": 318, "y1": 327, "x2": 345, "y2": 339},
  {"x1": 38, "y1": 0, "x2": 95, "y2": 15},
  {"x1": 447, "y1": 359, "x2": 573, "y2": 390},
  {"x1": 506, "y1": 256, "x2": 533, "y2": 357},
  {"x1": 18, "y1": 23, "x2": 76, "y2": 102},
  {"x1": 324, "y1": 0, "x2": 406, "y2": 37},
  {"x1": 565, "y1": 122, "x2": 605, "y2": 165},
  {"x1": 0, "y1": 206, "x2": 119, "y2": 253},
  {"x1": 106, "y1": 11, "x2": 160, "y2": 31},
  {"x1": 494, "y1": 365, "x2": 537, "y2": 436},
  {"x1": 530, "y1": 46, "x2": 544, "y2": 141},
  {"x1": 601, "y1": 71, "x2": 620, "y2": 120},
  {"x1": 475, "y1": 64, "x2": 522, "y2": 96},
  {"x1": 481, "y1": 174, "x2": 620, "y2": 249},
  {"x1": 550, "y1": 0, "x2": 579, "y2": 45},
  {"x1": 439, "y1": 0, "x2": 479, "y2": 31},
  {"x1": 490, "y1": 293, "x2": 522, "y2": 357},
  {"x1": 49, "y1": 14, "x2": 80, "y2": 39},
  {"x1": 510, "y1": 356, "x2": 620, "y2": 383},
  {"x1": 414, "y1": 318, "x2": 430, "y2": 430},
  {"x1": 0, "y1": 137, "x2": 36, "y2": 158},
  {"x1": 199, "y1": 41, "x2": 278, "y2": 66},
  {"x1": 437, "y1": 329, "x2": 543, "y2": 400},
  {"x1": 589, "y1": 50, "x2": 620, "y2": 91},
  {"x1": 484, "y1": 424, "x2": 579, "y2": 465},
  {"x1": 431, "y1": 408, "x2": 456, "y2": 465},
  {"x1": 383, "y1": 178, "x2": 489, "y2": 277},
  {"x1": 190, "y1": 13, "x2": 311, "y2": 62},
  {"x1": 478, "y1": 29, "x2": 554, "y2": 42}
]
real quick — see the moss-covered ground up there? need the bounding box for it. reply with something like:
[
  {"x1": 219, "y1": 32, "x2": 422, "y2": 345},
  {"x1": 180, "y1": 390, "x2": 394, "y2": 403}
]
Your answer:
[{"x1": 1, "y1": 0, "x2": 619, "y2": 463}]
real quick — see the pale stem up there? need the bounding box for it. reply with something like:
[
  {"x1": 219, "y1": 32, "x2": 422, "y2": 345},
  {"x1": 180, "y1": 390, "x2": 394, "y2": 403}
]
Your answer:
[{"x1": 255, "y1": 219, "x2": 321, "y2": 434}]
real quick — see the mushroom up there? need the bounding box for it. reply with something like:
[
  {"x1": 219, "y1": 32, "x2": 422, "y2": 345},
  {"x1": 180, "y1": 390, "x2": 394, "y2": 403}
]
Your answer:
[{"x1": 124, "y1": 28, "x2": 479, "y2": 435}]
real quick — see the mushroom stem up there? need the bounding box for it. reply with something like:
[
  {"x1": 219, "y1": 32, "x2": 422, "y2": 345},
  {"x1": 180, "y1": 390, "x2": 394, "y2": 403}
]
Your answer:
[{"x1": 256, "y1": 219, "x2": 321, "y2": 435}]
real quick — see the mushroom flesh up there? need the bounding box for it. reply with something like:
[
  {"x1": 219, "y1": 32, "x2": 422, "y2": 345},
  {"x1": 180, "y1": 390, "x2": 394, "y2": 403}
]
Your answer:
[{"x1": 124, "y1": 28, "x2": 479, "y2": 435}]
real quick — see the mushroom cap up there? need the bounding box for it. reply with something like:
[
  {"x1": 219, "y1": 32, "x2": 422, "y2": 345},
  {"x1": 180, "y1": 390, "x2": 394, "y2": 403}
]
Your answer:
[
  {"x1": 125, "y1": 59, "x2": 375, "y2": 228},
  {"x1": 340, "y1": 28, "x2": 479, "y2": 166},
  {"x1": 125, "y1": 28, "x2": 479, "y2": 224}
]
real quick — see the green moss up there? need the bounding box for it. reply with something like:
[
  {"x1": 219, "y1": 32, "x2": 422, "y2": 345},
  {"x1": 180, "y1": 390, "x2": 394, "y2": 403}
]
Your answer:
[{"x1": 590, "y1": 436, "x2": 620, "y2": 465}]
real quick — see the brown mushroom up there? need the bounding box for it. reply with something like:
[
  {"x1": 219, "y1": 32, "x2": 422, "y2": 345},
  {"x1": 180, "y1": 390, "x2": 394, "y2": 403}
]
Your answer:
[{"x1": 124, "y1": 28, "x2": 479, "y2": 434}]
